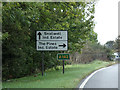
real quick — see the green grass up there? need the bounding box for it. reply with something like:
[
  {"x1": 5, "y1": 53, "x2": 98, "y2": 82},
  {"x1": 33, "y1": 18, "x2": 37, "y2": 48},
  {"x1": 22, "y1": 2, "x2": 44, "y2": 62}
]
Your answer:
[{"x1": 2, "y1": 60, "x2": 116, "y2": 88}]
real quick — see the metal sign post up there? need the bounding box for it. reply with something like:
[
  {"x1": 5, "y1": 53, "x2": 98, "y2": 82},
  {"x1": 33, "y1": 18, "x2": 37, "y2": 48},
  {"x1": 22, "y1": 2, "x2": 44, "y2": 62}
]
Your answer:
[
  {"x1": 42, "y1": 52, "x2": 44, "y2": 76},
  {"x1": 63, "y1": 60, "x2": 64, "y2": 74}
]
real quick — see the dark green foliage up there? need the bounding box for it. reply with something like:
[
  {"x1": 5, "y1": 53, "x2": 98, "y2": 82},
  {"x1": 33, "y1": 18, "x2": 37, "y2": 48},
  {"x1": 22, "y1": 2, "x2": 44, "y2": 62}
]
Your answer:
[
  {"x1": 71, "y1": 41, "x2": 113, "y2": 64},
  {"x1": 2, "y1": 2, "x2": 97, "y2": 80},
  {"x1": 113, "y1": 36, "x2": 120, "y2": 56},
  {"x1": 104, "y1": 40, "x2": 117, "y2": 60}
]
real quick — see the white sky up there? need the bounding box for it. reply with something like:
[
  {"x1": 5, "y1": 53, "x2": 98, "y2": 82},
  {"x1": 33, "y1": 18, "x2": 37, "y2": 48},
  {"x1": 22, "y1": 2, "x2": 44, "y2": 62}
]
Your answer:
[{"x1": 94, "y1": 0, "x2": 120, "y2": 45}]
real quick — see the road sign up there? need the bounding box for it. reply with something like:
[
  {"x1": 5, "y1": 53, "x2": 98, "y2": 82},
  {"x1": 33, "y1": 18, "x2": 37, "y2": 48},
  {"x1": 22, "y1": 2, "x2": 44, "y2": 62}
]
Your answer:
[
  {"x1": 36, "y1": 31, "x2": 68, "y2": 51},
  {"x1": 57, "y1": 53, "x2": 70, "y2": 60},
  {"x1": 57, "y1": 53, "x2": 70, "y2": 74}
]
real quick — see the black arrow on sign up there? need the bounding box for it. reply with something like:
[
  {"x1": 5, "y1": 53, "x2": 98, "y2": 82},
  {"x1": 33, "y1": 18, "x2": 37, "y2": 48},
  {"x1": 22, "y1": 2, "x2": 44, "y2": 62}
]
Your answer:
[
  {"x1": 38, "y1": 32, "x2": 42, "y2": 40},
  {"x1": 59, "y1": 43, "x2": 66, "y2": 48}
]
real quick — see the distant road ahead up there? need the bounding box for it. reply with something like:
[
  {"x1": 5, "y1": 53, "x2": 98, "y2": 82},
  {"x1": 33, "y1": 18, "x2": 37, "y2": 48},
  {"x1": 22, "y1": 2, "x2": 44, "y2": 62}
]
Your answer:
[{"x1": 80, "y1": 64, "x2": 118, "y2": 88}]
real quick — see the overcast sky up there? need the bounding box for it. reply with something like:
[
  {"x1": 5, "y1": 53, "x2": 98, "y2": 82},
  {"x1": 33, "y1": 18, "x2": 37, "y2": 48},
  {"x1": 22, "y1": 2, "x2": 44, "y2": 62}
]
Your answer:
[{"x1": 94, "y1": 0, "x2": 120, "y2": 45}]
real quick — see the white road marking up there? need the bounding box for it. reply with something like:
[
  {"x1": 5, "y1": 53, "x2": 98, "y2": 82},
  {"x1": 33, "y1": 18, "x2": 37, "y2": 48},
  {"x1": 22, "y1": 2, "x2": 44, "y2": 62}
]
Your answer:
[{"x1": 79, "y1": 67, "x2": 108, "y2": 88}]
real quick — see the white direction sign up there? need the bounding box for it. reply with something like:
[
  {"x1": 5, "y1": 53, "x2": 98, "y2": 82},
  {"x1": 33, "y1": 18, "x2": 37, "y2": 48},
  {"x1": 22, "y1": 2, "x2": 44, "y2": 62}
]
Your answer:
[{"x1": 36, "y1": 31, "x2": 68, "y2": 51}]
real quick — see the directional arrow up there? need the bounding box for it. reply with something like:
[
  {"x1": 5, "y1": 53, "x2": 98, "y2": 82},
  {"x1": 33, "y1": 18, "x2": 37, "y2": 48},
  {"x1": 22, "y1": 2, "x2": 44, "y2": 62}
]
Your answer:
[
  {"x1": 59, "y1": 43, "x2": 66, "y2": 48},
  {"x1": 38, "y1": 32, "x2": 42, "y2": 40}
]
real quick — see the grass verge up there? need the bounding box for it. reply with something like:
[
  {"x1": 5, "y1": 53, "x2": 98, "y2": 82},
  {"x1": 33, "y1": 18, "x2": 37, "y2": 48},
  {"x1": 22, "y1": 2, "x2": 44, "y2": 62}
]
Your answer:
[{"x1": 2, "y1": 60, "x2": 116, "y2": 88}]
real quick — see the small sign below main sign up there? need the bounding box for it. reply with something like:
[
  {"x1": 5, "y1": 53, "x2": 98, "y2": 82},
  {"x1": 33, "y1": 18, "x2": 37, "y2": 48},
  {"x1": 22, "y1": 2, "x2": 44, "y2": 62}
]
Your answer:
[
  {"x1": 36, "y1": 31, "x2": 68, "y2": 51},
  {"x1": 57, "y1": 53, "x2": 70, "y2": 60}
]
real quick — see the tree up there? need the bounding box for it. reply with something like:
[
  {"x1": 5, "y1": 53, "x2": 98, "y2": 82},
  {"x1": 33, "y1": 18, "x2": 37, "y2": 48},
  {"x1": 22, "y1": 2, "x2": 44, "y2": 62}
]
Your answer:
[
  {"x1": 2, "y1": 2, "x2": 97, "y2": 80},
  {"x1": 105, "y1": 41, "x2": 115, "y2": 50},
  {"x1": 115, "y1": 35, "x2": 120, "y2": 56}
]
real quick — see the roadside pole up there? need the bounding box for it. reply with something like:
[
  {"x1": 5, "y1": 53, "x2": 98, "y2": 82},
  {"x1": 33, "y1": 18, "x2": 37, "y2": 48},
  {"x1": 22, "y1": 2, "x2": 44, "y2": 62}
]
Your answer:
[
  {"x1": 42, "y1": 51, "x2": 44, "y2": 76},
  {"x1": 62, "y1": 51, "x2": 64, "y2": 74},
  {"x1": 63, "y1": 60, "x2": 64, "y2": 74}
]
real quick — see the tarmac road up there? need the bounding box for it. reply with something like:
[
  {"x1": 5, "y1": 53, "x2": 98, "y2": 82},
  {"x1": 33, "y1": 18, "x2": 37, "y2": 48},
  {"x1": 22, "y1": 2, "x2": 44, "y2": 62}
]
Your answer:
[{"x1": 79, "y1": 64, "x2": 119, "y2": 89}]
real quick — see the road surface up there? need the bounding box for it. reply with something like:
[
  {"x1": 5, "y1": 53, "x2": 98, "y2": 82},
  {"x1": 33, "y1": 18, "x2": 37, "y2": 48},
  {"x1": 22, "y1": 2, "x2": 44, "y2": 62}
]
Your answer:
[{"x1": 79, "y1": 64, "x2": 119, "y2": 89}]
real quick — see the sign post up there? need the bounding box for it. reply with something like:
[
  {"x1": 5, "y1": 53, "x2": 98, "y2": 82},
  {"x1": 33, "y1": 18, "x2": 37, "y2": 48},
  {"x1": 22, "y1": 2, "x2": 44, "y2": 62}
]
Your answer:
[
  {"x1": 42, "y1": 52, "x2": 44, "y2": 76},
  {"x1": 36, "y1": 31, "x2": 68, "y2": 76},
  {"x1": 63, "y1": 60, "x2": 64, "y2": 74}
]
